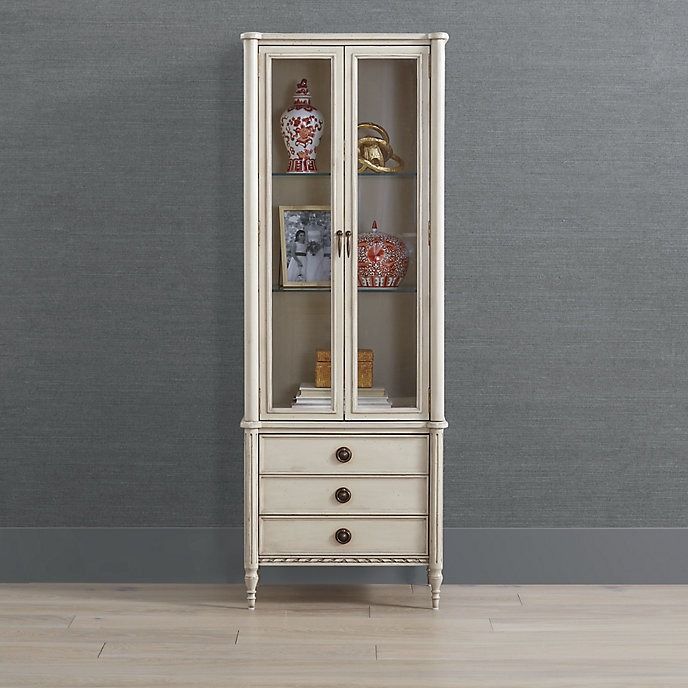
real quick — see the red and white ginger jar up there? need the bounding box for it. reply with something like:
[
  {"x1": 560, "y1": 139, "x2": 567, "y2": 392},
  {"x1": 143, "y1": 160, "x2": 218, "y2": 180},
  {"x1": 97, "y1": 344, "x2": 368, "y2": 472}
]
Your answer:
[
  {"x1": 357, "y1": 221, "x2": 410, "y2": 288},
  {"x1": 280, "y1": 79, "x2": 324, "y2": 173}
]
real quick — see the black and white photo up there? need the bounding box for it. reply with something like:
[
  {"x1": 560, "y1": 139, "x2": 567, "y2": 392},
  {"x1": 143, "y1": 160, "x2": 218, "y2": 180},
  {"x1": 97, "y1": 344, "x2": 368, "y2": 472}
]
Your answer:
[{"x1": 279, "y1": 206, "x2": 331, "y2": 287}]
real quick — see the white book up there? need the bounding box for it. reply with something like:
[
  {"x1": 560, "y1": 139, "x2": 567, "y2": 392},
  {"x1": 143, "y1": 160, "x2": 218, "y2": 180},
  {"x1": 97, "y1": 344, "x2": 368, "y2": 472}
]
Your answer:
[
  {"x1": 296, "y1": 387, "x2": 333, "y2": 399},
  {"x1": 297, "y1": 383, "x2": 389, "y2": 398},
  {"x1": 357, "y1": 388, "x2": 388, "y2": 398},
  {"x1": 293, "y1": 398, "x2": 332, "y2": 406}
]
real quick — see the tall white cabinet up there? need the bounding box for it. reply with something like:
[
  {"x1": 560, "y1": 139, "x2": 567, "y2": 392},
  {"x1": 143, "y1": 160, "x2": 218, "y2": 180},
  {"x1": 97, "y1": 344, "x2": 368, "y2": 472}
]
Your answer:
[{"x1": 241, "y1": 32, "x2": 448, "y2": 609}]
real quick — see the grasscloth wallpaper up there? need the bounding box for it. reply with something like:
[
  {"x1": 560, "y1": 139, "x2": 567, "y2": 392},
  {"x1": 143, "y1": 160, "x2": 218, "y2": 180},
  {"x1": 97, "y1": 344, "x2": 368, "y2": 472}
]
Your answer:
[{"x1": 2, "y1": 2, "x2": 687, "y2": 529}]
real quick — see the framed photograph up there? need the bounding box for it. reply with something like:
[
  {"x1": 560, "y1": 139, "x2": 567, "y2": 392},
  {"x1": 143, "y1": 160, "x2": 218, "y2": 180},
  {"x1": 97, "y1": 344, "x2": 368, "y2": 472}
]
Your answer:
[{"x1": 279, "y1": 206, "x2": 332, "y2": 288}]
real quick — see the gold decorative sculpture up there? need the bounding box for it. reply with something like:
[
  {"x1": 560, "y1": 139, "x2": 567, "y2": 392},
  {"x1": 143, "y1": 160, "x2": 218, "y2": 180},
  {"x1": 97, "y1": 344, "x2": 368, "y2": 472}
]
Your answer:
[{"x1": 357, "y1": 123, "x2": 404, "y2": 174}]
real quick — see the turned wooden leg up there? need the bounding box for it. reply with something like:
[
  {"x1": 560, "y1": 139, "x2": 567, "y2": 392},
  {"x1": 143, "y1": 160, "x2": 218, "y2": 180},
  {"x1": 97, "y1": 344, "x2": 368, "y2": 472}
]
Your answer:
[
  {"x1": 245, "y1": 566, "x2": 259, "y2": 610},
  {"x1": 244, "y1": 429, "x2": 259, "y2": 610},
  {"x1": 428, "y1": 567, "x2": 443, "y2": 610},
  {"x1": 428, "y1": 429, "x2": 444, "y2": 611}
]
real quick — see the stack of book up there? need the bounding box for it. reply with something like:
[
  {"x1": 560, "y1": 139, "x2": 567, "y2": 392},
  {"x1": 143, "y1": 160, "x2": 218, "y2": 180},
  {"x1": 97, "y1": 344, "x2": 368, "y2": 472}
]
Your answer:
[
  {"x1": 355, "y1": 388, "x2": 393, "y2": 408},
  {"x1": 292, "y1": 384, "x2": 392, "y2": 408}
]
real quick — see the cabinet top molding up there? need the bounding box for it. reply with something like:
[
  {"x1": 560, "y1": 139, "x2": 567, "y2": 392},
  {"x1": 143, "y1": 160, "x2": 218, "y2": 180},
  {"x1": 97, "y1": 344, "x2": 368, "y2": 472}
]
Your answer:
[{"x1": 240, "y1": 32, "x2": 449, "y2": 44}]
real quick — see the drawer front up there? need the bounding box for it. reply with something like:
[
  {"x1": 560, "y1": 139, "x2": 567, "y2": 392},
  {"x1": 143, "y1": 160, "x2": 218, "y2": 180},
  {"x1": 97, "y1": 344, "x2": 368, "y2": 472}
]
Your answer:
[
  {"x1": 259, "y1": 517, "x2": 427, "y2": 555},
  {"x1": 260, "y1": 435, "x2": 428, "y2": 475},
  {"x1": 260, "y1": 476, "x2": 427, "y2": 515}
]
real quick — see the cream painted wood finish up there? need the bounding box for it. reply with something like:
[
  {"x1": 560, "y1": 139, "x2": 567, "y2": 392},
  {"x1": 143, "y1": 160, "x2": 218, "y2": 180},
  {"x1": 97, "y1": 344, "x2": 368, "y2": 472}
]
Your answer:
[
  {"x1": 3, "y1": 584, "x2": 688, "y2": 687},
  {"x1": 260, "y1": 434, "x2": 428, "y2": 474},
  {"x1": 260, "y1": 476, "x2": 428, "y2": 514},
  {"x1": 260, "y1": 517, "x2": 428, "y2": 555},
  {"x1": 242, "y1": 32, "x2": 447, "y2": 610}
]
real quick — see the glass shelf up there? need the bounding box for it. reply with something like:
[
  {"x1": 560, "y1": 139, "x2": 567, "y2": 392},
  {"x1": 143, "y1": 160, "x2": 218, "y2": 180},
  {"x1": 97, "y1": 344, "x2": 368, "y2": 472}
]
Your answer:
[
  {"x1": 273, "y1": 286, "x2": 417, "y2": 293},
  {"x1": 272, "y1": 172, "x2": 331, "y2": 177},
  {"x1": 272, "y1": 172, "x2": 417, "y2": 177},
  {"x1": 358, "y1": 286, "x2": 417, "y2": 292},
  {"x1": 359, "y1": 172, "x2": 417, "y2": 178}
]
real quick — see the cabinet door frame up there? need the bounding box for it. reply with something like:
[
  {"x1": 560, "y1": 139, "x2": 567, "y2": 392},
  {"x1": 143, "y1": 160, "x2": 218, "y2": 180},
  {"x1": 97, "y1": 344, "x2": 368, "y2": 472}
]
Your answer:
[
  {"x1": 258, "y1": 45, "x2": 345, "y2": 420},
  {"x1": 344, "y1": 45, "x2": 431, "y2": 421}
]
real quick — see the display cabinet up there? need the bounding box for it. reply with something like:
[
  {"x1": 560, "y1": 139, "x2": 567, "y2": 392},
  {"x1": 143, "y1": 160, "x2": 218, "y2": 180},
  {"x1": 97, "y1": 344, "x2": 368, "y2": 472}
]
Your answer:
[{"x1": 241, "y1": 32, "x2": 448, "y2": 609}]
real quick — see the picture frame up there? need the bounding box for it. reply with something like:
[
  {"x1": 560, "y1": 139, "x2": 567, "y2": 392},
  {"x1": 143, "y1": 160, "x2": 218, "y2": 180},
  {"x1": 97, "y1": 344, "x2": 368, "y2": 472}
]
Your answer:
[{"x1": 279, "y1": 205, "x2": 332, "y2": 288}]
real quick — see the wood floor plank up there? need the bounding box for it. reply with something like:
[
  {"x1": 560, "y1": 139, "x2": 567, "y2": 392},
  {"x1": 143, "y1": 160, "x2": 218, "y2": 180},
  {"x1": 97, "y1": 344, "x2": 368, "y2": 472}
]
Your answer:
[
  {"x1": 517, "y1": 584, "x2": 688, "y2": 606},
  {"x1": 2, "y1": 659, "x2": 688, "y2": 688},
  {"x1": 0, "y1": 613, "x2": 74, "y2": 629},
  {"x1": 69, "y1": 611, "x2": 241, "y2": 632},
  {"x1": 489, "y1": 614, "x2": 688, "y2": 633},
  {"x1": 0, "y1": 641, "x2": 103, "y2": 661},
  {"x1": 377, "y1": 635, "x2": 688, "y2": 662},
  {"x1": 101, "y1": 641, "x2": 376, "y2": 662}
]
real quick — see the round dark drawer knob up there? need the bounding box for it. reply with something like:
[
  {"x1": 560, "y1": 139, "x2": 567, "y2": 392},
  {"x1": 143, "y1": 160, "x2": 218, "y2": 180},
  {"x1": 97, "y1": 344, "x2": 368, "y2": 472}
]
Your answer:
[
  {"x1": 335, "y1": 528, "x2": 352, "y2": 545},
  {"x1": 335, "y1": 446, "x2": 352, "y2": 463},
  {"x1": 335, "y1": 487, "x2": 351, "y2": 504}
]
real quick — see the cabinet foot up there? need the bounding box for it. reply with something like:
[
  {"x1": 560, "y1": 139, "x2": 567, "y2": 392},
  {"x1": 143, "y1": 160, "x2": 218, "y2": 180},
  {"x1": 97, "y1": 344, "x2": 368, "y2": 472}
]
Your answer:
[
  {"x1": 245, "y1": 566, "x2": 259, "y2": 610},
  {"x1": 428, "y1": 567, "x2": 442, "y2": 610}
]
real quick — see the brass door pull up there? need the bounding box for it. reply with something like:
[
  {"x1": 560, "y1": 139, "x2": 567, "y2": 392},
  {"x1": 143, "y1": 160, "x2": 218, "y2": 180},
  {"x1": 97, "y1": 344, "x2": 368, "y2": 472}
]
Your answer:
[
  {"x1": 336, "y1": 230, "x2": 343, "y2": 257},
  {"x1": 335, "y1": 487, "x2": 351, "y2": 503},
  {"x1": 335, "y1": 528, "x2": 352, "y2": 544},
  {"x1": 345, "y1": 230, "x2": 352, "y2": 257}
]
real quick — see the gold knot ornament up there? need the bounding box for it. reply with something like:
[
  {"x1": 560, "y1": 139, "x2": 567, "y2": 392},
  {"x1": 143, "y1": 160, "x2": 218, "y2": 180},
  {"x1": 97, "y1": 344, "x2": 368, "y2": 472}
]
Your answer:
[{"x1": 357, "y1": 123, "x2": 404, "y2": 174}]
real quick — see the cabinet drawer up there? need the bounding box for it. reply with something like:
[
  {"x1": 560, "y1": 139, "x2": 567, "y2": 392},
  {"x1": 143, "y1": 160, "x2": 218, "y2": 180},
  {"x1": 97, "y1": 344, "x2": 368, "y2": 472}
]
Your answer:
[
  {"x1": 260, "y1": 435, "x2": 428, "y2": 475},
  {"x1": 260, "y1": 476, "x2": 427, "y2": 515},
  {"x1": 259, "y1": 517, "x2": 427, "y2": 555}
]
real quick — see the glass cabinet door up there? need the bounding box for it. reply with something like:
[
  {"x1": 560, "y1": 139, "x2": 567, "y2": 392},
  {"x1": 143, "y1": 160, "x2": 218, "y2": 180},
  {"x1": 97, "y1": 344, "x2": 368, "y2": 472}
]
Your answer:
[
  {"x1": 259, "y1": 48, "x2": 344, "y2": 417},
  {"x1": 345, "y1": 47, "x2": 430, "y2": 418}
]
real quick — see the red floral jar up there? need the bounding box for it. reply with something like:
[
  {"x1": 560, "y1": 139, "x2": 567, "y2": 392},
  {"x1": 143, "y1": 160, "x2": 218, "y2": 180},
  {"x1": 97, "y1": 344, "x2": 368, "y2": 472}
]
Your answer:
[
  {"x1": 357, "y1": 221, "x2": 409, "y2": 288},
  {"x1": 279, "y1": 79, "x2": 324, "y2": 173}
]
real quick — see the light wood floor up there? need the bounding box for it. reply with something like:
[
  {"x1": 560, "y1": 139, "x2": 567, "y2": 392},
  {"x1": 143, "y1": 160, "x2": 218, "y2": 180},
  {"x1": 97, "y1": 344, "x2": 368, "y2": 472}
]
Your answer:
[{"x1": 0, "y1": 584, "x2": 687, "y2": 687}]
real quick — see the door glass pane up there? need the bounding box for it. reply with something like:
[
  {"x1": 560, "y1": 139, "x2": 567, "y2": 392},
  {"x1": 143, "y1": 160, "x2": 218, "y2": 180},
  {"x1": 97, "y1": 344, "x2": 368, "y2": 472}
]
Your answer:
[
  {"x1": 355, "y1": 58, "x2": 419, "y2": 411},
  {"x1": 269, "y1": 58, "x2": 334, "y2": 411}
]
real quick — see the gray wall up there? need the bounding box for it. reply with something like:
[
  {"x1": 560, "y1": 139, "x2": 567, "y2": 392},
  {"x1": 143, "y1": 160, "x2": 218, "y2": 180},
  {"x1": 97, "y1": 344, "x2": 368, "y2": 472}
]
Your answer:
[{"x1": 2, "y1": 1, "x2": 688, "y2": 536}]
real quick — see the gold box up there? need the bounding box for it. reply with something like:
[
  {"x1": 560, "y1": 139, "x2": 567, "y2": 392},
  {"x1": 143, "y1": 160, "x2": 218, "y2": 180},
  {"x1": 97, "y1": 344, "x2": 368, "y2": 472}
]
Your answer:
[{"x1": 315, "y1": 349, "x2": 373, "y2": 388}]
